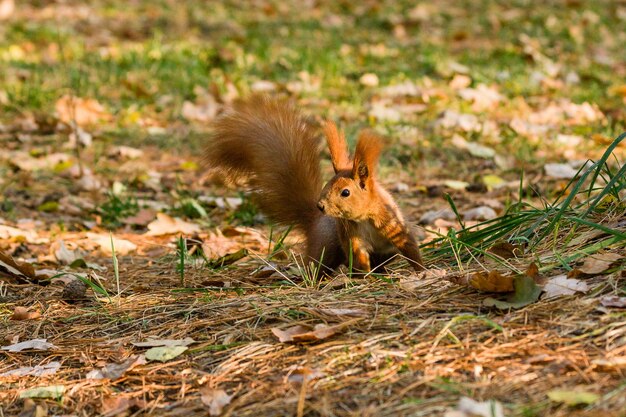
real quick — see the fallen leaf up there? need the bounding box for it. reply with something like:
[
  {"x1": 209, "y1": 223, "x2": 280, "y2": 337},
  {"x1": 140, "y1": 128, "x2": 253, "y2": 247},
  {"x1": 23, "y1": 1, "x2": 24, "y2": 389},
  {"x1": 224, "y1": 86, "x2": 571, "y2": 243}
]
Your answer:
[
  {"x1": 482, "y1": 174, "x2": 506, "y2": 189},
  {"x1": 469, "y1": 270, "x2": 515, "y2": 293},
  {"x1": 600, "y1": 296, "x2": 626, "y2": 308},
  {"x1": 101, "y1": 396, "x2": 131, "y2": 417},
  {"x1": 55, "y1": 95, "x2": 111, "y2": 126},
  {"x1": 200, "y1": 387, "x2": 233, "y2": 416},
  {"x1": 86, "y1": 355, "x2": 147, "y2": 380},
  {"x1": 368, "y1": 101, "x2": 401, "y2": 122},
  {"x1": 145, "y1": 345, "x2": 188, "y2": 362},
  {"x1": 379, "y1": 80, "x2": 421, "y2": 97},
  {"x1": 444, "y1": 180, "x2": 469, "y2": 190},
  {"x1": 483, "y1": 275, "x2": 541, "y2": 309},
  {"x1": 463, "y1": 206, "x2": 497, "y2": 221},
  {"x1": 109, "y1": 145, "x2": 144, "y2": 159},
  {"x1": 11, "y1": 306, "x2": 41, "y2": 320},
  {"x1": 419, "y1": 209, "x2": 457, "y2": 224},
  {"x1": 437, "y1": 110, "x2": 481, "y2": 132},
  {"x1": 444, "y1": 397, "x2": 504, "y2": 417},
  {"x1": 359, "y1": 73, "x2": 379, "y2": 87},
  {"x1": 87, "y1": 233, "x2": 137, "y2": 256},
  {"x1": 250, "y1": 80, "x2": 277, "y2": 92},
  {"x1": 54, "y1": 240, "x2": 81, "y2": 265},
  {"x1": 543, "y1": 275, "x2": 589, "y2": 298},
  {"x1": 458, "y1": 84, "x2": 503, "y2": 112},
  {"x1": 488, "y1": 242, "x2": 523, "y2": 259},
  {"x1": 9, "y1": 151, "x2": 73, "y2": 172},
  {"x1": 123, "y1": 208, "x2": 156, "y2": 226},
  {"x1": 0, "y1": 249, "x2": 38, "y2": 281},
  {"x1": 556, "y1": 134, "x2": 582, "y2": 147},
  {"x1": 578, "y1": 252, "x2": 621, "y2": 275},
  {"x1": 199, "y1": 196, "x2": 244, "y2": 210},
  {"x1": 19, "y1": 385, "x2": 65, "y2": 399},
  {"x1": 0, "y1": 361, "x2": 61, "y2": 377},
  {"x1": 181, "y1": 92, "x2": 219, "y2": 122},
  {"x1": 101, "y1": 396, "x2": 147, "y2": 417},
  {"x1": 547, "y1": 389, "x2": 599, "y2": 406},
  {"x1": 145, "y1": 213, "x2": 201, "y2": 236},
  {"x1": 271, "y1": 324, "x2": 341, "y2": 343},
  {"x1": 465, "y1": 142, "x2": 496, "y2": 159},
  {"x1": 449, "y1": 74, "x2": 471, "y2": 89},
  {"x1": 400, "y1": 269, "x2": 449, "y2": 291},
  {"x1": 0, "y1": 224, "x2": 40, "y2": 242},
  {"x1": 544, "y1": 163, "x2": 579, "y2": 179},
  {"x1": 2, "y1": 339, "x2": 57, "y2": 352},
  {"x1": 132, "y1": 338, "x2": 196, "y2": 347}
]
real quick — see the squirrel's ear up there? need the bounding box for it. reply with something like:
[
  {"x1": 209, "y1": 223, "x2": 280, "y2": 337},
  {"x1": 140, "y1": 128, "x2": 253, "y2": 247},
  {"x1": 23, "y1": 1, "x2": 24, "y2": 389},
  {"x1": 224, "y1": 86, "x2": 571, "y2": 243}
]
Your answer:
[
  {"x1": 323, "y1": 120, "x2": 350, "y2": 174},
  {"x1": 352, "y1": 130, "x2": 382, "y2": 189}
]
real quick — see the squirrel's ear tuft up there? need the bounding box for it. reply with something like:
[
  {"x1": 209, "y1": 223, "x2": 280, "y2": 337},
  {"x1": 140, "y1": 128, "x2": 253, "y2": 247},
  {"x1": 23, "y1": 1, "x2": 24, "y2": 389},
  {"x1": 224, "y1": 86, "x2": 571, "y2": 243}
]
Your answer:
[
  {"x1": 352, "y1": 130, "x2": 382, "y2": 188},
  {"x1": 323, "y1": 121, "x2": 351, "y2": 174}
]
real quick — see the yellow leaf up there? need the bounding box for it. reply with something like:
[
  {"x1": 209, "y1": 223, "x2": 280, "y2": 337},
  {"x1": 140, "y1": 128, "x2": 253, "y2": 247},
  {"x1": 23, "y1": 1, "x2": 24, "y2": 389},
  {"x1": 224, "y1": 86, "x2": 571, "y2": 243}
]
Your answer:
[{"x1": 482, "y1": 174, "x2": 506, "y2": 190}]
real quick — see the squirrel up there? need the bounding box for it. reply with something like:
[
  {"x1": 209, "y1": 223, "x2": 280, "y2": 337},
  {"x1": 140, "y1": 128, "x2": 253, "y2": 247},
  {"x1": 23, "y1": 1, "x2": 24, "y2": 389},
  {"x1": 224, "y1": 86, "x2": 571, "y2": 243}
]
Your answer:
[{"x1": 203, "y1": 95, "x2": 424, "y2": 274}]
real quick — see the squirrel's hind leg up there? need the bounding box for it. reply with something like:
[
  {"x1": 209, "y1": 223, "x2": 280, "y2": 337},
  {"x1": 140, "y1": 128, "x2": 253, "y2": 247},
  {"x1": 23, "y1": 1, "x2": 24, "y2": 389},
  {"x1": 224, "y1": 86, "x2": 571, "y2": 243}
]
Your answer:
[{"x1": 305, "y1": 216, "x2": 345, "y2": 274}]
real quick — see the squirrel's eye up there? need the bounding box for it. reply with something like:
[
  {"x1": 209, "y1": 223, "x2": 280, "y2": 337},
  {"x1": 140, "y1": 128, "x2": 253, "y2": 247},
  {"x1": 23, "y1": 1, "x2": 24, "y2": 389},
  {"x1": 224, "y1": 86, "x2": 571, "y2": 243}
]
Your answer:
[{"x1": 340, "y1": 189, "x2": 350, "y2": 197}]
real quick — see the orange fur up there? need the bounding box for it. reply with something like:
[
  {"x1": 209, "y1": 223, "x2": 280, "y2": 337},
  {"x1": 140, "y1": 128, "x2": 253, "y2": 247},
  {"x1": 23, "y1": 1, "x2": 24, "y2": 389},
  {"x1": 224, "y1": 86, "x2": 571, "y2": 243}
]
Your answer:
[
  {"x1": 352, "y1": 131, "x2": 382, "y2": 189},
  {"x1": 323, "y1": 121, "x2": 351, "y2": 173},
  {"x1": 205, "y1": 96, "x2": 424, "y2": 274}
]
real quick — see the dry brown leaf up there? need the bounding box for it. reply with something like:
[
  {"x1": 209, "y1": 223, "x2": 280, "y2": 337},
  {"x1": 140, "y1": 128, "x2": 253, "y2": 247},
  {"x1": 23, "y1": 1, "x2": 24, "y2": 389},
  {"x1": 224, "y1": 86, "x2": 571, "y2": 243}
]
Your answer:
[
  {"x1": 11, "y1": 306, "x2": 41, "y2": 321},
  {"x1": 101, "y1": 396, "x2": 146, "y2": 417},
  {"x1": 181, "y1": 91, "x2": 219, "y2": 123},
  {"x1": 145, "y1": 213, "x2": 200, "y2": 236},
  {"x1": 469, "y1": 270, "x2": 514, "y2": 293},
  {"x1": 458, "y1": 84, "x2": 503, "y2": 112},
  {"x1": 109, "y1": 145, "x2": 144, "y2": 159},
  {"x1": 0, "y1": 250, "x2": 38, "y2": 281},
  {"x1": 55, "y1": 95, "x2": 112, "y2": 126},
  {"x1": 200, "y1": 387, "x2": 233, "y2": 416},
  {"x1": 542, "y1": 275, "x2": 589, "y2": 298},
  {"x1": 0, "y1": 361, "x2": 61, "y2": 377},
  {"x1": 201, "y1": 226, "x2": 267, "y2": 259},
  {"x1": 53, "y1": 240, "x2": 82, "y2": 265},
  {"x1": 600, "y1": 296, "x2": 626, "y2": 308},
  {"x1": 488, "y1": 242, "x2": 523, "y2": 259},
  {"x1": 2, "y1": 339, "x2": 56, "y2": 352},
  {"x1": 86, "y1": 355, "x2": 147, "y2": 380},
  {"x1": 86, "y1": 233, "x2": 137, "y2": 256},
  {"x1": 101, "y1": 396, "x2": 131, "y2": 417},
  {"x1": 271, "y1": 324, "x2": 341, "y2": 343},
  {"x1": 579, "y1": 252, "x2": 621, "y2": 275},
  {"x1": 123, "y1": 209, "x2": 156, "y2": 226},
  {"x1": 0, "y1": 223, "x2": 40, "y2": 242}
]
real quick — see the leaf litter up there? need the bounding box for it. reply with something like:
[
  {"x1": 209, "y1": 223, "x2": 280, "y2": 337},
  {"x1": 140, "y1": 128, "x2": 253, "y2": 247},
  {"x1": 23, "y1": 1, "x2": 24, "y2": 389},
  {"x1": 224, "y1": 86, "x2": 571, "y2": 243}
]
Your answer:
[{"x1": 1, "y1": 1, "x2": 626, "y2": 416}]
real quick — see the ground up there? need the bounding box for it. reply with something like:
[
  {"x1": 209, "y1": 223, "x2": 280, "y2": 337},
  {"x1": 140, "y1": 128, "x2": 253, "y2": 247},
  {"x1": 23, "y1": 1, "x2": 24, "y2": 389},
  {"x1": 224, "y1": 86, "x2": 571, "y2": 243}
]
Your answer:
[{"x1": 0, "y1": 1, "x2": 625, "y2": 416}]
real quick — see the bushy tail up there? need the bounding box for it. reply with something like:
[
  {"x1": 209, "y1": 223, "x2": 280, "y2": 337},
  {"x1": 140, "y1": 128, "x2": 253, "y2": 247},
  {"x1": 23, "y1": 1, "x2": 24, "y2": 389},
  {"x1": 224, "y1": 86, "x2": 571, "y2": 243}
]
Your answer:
[{"x1": 204, "y1": 95, "x2": 323, "y2": 231}]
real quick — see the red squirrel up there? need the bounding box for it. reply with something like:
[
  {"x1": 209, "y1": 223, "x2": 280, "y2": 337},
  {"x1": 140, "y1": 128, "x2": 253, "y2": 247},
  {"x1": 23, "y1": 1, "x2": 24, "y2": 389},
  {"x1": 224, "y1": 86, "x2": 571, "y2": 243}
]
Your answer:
[{"x1": 204, "y1": 95, "x2": 424, "y2": 273}]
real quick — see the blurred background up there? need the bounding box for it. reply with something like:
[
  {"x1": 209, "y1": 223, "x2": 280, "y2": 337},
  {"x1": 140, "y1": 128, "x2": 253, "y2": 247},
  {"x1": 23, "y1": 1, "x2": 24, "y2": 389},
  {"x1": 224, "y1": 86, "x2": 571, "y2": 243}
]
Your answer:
[{"x1": 0, "y1": 0, "x2": 625, "y2": 226}]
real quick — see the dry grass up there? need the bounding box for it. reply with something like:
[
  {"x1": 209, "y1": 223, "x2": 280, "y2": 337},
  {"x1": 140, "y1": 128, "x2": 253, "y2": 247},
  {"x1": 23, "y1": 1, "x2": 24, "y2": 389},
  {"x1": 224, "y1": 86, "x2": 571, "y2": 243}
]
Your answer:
[{"x1": 1, "y1": 238, "x2": 625, "y2": 416}]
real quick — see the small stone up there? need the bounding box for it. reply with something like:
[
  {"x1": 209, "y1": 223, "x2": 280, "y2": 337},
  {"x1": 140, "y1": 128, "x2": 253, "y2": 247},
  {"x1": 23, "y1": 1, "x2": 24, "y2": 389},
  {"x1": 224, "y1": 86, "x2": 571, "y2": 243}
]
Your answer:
[{"x1": 61, "y1": 279, "x2": 88, "y2": 301}]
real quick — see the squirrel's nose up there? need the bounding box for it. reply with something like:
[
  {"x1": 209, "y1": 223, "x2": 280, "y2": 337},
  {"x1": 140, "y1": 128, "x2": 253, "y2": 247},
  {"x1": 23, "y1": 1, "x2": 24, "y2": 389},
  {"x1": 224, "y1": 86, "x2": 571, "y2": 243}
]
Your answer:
[{"x1": 317, "y1": 202, "x2": 325, "y2": 212}]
